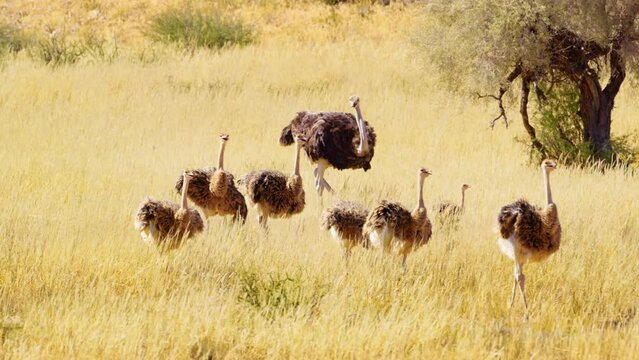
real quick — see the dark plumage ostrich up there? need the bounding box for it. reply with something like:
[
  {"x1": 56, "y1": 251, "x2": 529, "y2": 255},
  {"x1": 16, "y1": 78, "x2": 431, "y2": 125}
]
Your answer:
[
  {"x1": 238, "y1": 135, "x2": 307, "y2": 227},
  {"x1": 496, "y1": 159, "x2": 561, "y2": 313},
  {"x1": 279, "y1": 96, "x2": 376, "y2": 196},
  {"x1": 175, "y1": 134, "x2": 247, "y2": 223},
  {"x1": 363, "y1": 168, "x2": 433, "y2": 269},
  {"x1": 320, "y1": 200, "x2": 369, "y2": 260},
  {"x1": 134, "y1": 172, "x2": 204, "y2": 251}
]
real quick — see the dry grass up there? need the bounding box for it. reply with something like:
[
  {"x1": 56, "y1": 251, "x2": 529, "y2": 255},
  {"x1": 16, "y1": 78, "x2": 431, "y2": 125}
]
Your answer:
[{"x1": 1, "y1": 1, "x2": 639, "y2": 359}]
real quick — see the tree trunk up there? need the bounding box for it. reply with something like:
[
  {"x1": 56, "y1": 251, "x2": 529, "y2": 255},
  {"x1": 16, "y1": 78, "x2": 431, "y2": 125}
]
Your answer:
[
  {"x1": 577, "y1": 73, "x2": 614, "y2": 160},
  {"x1": 576, "y1": 49, "x2": 625, "y2": 161}
]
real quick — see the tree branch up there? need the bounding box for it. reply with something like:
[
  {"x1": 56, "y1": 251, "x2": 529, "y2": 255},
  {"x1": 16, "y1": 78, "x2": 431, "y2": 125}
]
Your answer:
[
  {"x1": 603, "y1": 47, "x2": 626, "y2": 100},
  {"x1": 533, "y1": 79, "x2": 547, "y2": 110},
  {"x1": 520, "y1": 78, "x2": 546, "y2": 155},
  {"x1": 478, "y1": 64, "x2": 522, "y2": 129}
]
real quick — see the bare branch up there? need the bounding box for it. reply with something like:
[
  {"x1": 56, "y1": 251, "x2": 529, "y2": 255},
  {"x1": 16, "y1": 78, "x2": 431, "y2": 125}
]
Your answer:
[
  {"x1": 520, "y1": 78, "x2": 546, "y2": 155},
  {"x1": 478, "y1": 64, "x2": 522, "y2": 129},
  {"x1": 475, "y1": 93, "x2": 499, "y2": 101}
]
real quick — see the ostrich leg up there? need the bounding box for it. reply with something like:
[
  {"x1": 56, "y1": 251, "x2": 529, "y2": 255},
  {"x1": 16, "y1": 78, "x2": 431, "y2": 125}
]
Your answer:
[
  {"x1": 509, "y1": 278, "x2": 518, "y2": 308},
  {"x1": 314, "y1": 160, "x2": 335, "y2": 196}
]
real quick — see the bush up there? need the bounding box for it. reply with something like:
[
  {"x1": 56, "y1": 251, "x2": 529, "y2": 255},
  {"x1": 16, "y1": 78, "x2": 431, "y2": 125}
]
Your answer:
[
  {"x1": 30, "y1": 36, "x2": 86, "y2": 67},
  {"x1": 0, "y1": 23, "x2": 29, "y2": 55},
  {"x1": 528, "y1": 84, "x2": 637, "y2": 168},
  {"x1": 147, "y1": 9, "x2": 253, "y2": 51},
  {"x1": 237, "y1": 270, "x2": 326, "y2": 320}
]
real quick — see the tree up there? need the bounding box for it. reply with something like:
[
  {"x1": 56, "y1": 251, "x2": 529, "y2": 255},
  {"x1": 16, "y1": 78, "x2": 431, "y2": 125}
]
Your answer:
[{"x1": 420, "y1": 1, "x2": 639, "y2": 163}]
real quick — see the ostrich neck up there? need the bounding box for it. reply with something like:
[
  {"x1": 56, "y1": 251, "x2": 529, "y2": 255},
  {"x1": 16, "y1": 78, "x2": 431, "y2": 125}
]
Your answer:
[
  {"x1": 181, "y1": 177, "x2": 189, "y2": 209},
  {"x1": 354, "y1": 104, "x2": 369, "y2": 155},
  {"x1": 418, "y1": 175, "x2": 425, "y2": 209},
  {"x1": 217, "y1": 142, "x2": 226, "y2": 170},
  {"x1": 293, "y1": 144, "x2": 302, "y2": 176},
  {"x1": 461, "y1": 189, "x2": 465, "y2": 209},
  {"x1": 544, "y1": 169, "x2": 553, "y2": 205}
]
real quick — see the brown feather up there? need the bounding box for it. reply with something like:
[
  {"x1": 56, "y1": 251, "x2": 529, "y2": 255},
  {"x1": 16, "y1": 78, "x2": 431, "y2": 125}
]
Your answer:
[
  {"x1": 134, "y1": 198, "x2": 204, "y2": 251},
  {"x1": 435, "y1": 201, "x2": 462, "y2": 217},
  {"x1": 175, "y1": 168, "x2": 248, "y2": 223},
  {"x1": 363, "y1": 200, "x2": 432, "y2": 254},
  {"x1": 497, "y1": 199, "x2": 561, "y2": 261},
  {"x1": 239, "y1": 170, "x2": 305, "y2": 218},
  {"x1": 320, "y1": 200, "x2": 369, "y2": 249}
]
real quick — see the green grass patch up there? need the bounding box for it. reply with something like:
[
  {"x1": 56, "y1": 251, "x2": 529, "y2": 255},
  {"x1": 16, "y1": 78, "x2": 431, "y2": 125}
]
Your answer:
[
  {"x1": 237, "y1": 270, "x2": 327, "y2": 320},
  {"x1": 147, "y1": 9, "x2": 254, "y2": 51}
]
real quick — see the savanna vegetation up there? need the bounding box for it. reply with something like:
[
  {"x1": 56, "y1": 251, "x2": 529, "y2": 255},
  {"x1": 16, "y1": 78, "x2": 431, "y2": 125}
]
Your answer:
[
  {"x1": 422, "y1": 0, "x2": 639, "y2": 166},
  {"x1": 0, "y1": 1, "x2": 638, "y2": 359}
]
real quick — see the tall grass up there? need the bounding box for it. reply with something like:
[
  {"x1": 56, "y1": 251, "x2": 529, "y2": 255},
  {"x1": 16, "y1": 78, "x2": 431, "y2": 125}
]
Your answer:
[{"x1": 0, "y1": 2, "x2": 638, "y2": 359}]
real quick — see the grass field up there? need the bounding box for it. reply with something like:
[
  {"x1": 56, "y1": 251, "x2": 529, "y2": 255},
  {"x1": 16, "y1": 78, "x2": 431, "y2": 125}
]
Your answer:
[{"x1": 1, "y1": 1, "x2": 639, "y2": 359}]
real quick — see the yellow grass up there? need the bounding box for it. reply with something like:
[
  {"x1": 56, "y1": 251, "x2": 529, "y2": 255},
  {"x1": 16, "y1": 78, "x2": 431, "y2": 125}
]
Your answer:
[{"x1": 1, "y1": 2, "x2": 639, "y2": 359}]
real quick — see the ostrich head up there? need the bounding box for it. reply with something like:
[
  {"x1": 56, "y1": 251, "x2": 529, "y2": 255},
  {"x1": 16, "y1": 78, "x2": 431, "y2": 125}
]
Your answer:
[
  {"x1": 462, "y1": 184, "x2": 471, "y2": 191},
  {"x1": 349, "y1": 95, "x2": 360, "y2": 107},
  {"x1": 219, "y1": 134, "x2": 229, "y2": 142},
  {"x1": 541, "y1": 159, "x2": 557, "y2": 172},
  {"x1": 498, "y1": 207, "x2": 519, "y2": 229},
  {"x1": 419, "y1": 167, "x2": 432, "y2": 178}
]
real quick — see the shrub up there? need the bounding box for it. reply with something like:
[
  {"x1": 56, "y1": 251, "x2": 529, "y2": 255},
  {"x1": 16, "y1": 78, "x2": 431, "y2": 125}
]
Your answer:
[
  {"x1": 0, "y1": 23, "x2": 29, "y2": 55},
  {"x1": 527, "y1": 84, "x2": 637, "y2": 168},
  {"x1": 30, "y1": 36, "x2": 86, "y2": 67},
  {"x1": 147, "y1": 9, "x2": 253, "y2": 51},
  {"x1": 237, "y1": 270, "x2": 326, "y2": 320}
]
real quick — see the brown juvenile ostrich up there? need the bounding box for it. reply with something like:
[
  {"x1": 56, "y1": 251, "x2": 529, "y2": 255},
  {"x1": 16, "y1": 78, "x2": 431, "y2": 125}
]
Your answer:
[
  {"x1": 320, "y1": 200, "x2": 369, "y2": 260},
  {"x1": 496, "y1": 159, "x2": 561, "y2": 313},
  {"x1": 279, "y1": 95, "x2": 376, "y2": 196},
  {"x1": 363, "y1": 168, "x2": 433, "y2": 269},
  {"x1": 134, "y1": 172, "x2": 204, "y2": 251},
  {"x1": 435, "y1": 184, "x2": 471, "y2": 219},
  {"x1": 175, "y1": 134, "x2": 247, "y2": 223},
  {"x1": 238, "y1": 135, "x2": 307, "y2": 227}
]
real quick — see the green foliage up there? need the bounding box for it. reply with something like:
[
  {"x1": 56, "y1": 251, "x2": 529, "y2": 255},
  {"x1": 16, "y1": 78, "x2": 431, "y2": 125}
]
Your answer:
[
  {"x1": 147, "y1": 9, "x2": 254, "y2": 51},
  {"x1": 237, "y1": 270, "x2": 326, "y2": 320},
  {"x1": 420, "y1": 1, "x2": 639, "y2": 93},
  {"x1": 529, "y1": 84, "x2": 637, "y2": 167},
  {"x1": 0, "y1": 23, "x2": 30, "y2": 56}
]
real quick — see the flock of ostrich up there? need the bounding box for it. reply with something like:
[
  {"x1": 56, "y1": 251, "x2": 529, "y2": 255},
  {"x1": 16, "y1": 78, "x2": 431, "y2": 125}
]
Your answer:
[{"x1": 134, "y1": 95, "x2": 561, "y2": 313}]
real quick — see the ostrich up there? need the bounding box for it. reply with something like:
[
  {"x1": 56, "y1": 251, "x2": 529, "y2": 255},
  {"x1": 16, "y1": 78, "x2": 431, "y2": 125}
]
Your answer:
[
  {"x1": 363, "y1": 168, "x2": 433, "y2": 269},
  {"x1": 320, "y1": 200, "x2": 369, "y2": 260},
  {"x1": 496, "y1": 159, "x2": 561, "y2": 313},
  {"x1": 175, "y1": 134, "x2": 247, "y2": 223},
  {"x1": 134, "y1": 172, "x2": 205, "y2": 251},
  {"x1": 279, "y1": 95, "x2": 376, "y2": 196},
  {"x1": 435, "y1": 184, "x2": 471, "y2": 218},
  {"x1": 238, "y1": 135, "x2": 307, "y2": 227}
]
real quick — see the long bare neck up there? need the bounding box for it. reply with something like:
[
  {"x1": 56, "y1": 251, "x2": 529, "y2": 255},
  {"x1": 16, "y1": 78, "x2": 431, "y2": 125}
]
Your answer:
[
  {"x1": 461, "y1": 188, "x2": 466, "y2": 209},
  {"x1": 293, "y1": 144, "x2": 302, "y2": 176},
  {"x1": 217, "y1": 142, "x2": 226, "y2": 170},
  {"x1": 544, "y1": 169, "x2": 553, "y2": 205},
  {"x1": 181, "y1": 177, "x2": 189, "y2": 209},
  {"x1": 354, "y1": 104, "x2": 369, "y2": 155},
  {"x1": 417, "y1": 175, "x2": 425, "y2": 209}
]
